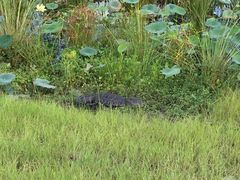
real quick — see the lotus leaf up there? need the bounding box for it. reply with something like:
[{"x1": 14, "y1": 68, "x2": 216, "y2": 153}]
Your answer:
[
  {"x1": 79, "y1": 47, "x2": 98, "y2": 56},
  {"x1": 0, "y1": 35, "x2": 13, "y2": 48},
  {"x1": 40, "y1": 20, "x2": 63, "y2": 34},
  {"x1": 125, "y1": 0, "x2": 139, "y2": 4},
  {"x1": 0, "y1": 73, "x2": 16, "y2": 85},
  {"x1": 96, "y1": 6, "x2": 108, "y2": 11},
  {"x1": 232, "y1": 54, "x2": 240, "y2": 64},
  {"x1": 46, "y1": 3, "x2": 58, "y2": 10},
  {"x1": 118, "y1": 44, "x2": 128, "y2": 53},
  {"x1": 160, "y1": 65, "x2": 180, "y2": 78},
  {"x1": 87, "y1": 2, "x2": 97, "y2": 9},
  {"x1": 33, "y1": 78, "x2": 56, "y2": 89},
  {"x1": 140, "y1": 4, "x2": 159, "y2": 14},
  {"x1": 219, "y1": 0, "x2": 231, "y2": 4},
  {"x1": 108, "y1": 1, "x2": 121, "y2": 11},
  {"x1": 209, "y1": 26, "x2": 230, "y2": 39},
  {"x1": 145, "y1": 22, "x2": 167, "y2": 34},
  {"x1": 205, "y1": 18, "x2": 221, "y2": 28},
  {"x1": 188, "y1": 36, "x2": 200, "y2": 46},
  {"x1": 223, "y1": 10, "x2": 237, "y2": 19},
  {"x1": 158, "y1": 9, "x2": 171, "y2": 17}
]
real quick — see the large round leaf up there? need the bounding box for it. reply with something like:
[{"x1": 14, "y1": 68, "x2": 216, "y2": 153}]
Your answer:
[
  {"x1": 160, "y1": 65, "x2": 180, "y2": 78},
  {"x1": 108, "y1": 1, "x2": 122, "y2": 11},
  {"x1": 118, "y1": 44, "x2": 128, "y2": 53},
  {"x1": 219, "y1": 0, "x2": 231, "y2": 4},
  {"x1": 46, "y1": 3, "x2": 58, "y2": 10},
  {"x1": 145, "y1": 22, "x2": 167, "y2": 34},
  {"x1": 165, "y1": 4, "x2": 186, "y2": 15},
  {"x1": 140, "y1": 4, "x2": 159, "y2": 15},
  {"x1": 33, "y1": 78, "x2": 56, "y2": 89},
  {"x1": 188, "y1": 36, "x2": 200, "y2": 46},
  {"x1": 0, "y1": 73, "x2": 16, "y2": 85},
  {"x1": 209, "y1": 26, "x2": 230, "y2": 39},
  {"x1": 232, "y1": 54, "x2": 240, "y2": 64},
  {"x1": 158, "y1": 9, "x2": 171, "y2": 17},
  {"x1": 79, "y1": 47, "x2": 98, "y2": 56},
  {"x1": 205, "y1": 18, "x2": 221, "y2": 28},
  {"x1": 125, "y1": 0, "x2": 139, "y2": 4},
  {"x1": 40, "y1": 20, "x2": 63, "y2": 34},
  {"x1": 0, "y1": 35, "x2": 13, "y2": 48},
  {"x1": 87, "y1": 2, "x2": 97, "y2": 9},
  {"x1": 223, "y1": 9, "x2": 237, "y2": 19}
]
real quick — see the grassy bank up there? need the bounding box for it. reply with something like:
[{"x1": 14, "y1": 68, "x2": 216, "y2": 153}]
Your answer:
[{"x1": 0, "y1": 91, "x2": 240, "y2": 179}]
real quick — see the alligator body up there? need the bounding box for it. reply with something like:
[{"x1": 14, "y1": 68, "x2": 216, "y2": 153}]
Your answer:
[{"x1": 75, "y1": 93, "x2": 145, "y2": 107}]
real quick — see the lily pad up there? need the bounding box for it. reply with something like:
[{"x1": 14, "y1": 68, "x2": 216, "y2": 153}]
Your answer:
[
  {"x1": 125, "y1": 0, "x2": 140, "y2": 4},
  {"x1": 166, "y1": 4, "x2": 186, "y2": 15},
  {"x1": 160, "y1": 65, "x2": 180, "y2": 78},
  {"x1": 79, "y1": 46, "x2": 98, "y2": 56},
  {"x1": 158, "y1": 9, "x2": 171, "y2": 17},
  {"x1": 40, "y1": 20, "x2": 63, "y2": 34},
  {"x1": 232, "y1": 54, "x2": 240, "y2": 64},
  {"x1": 96, "y1": 6, "x2": 108, "y2": 11},
  {"x1": 219, "y1": 0, "x2": 231, "y2": 4},
  {"x1": 118, "y1": 44, "x2": 128, "y2": 53},
  {"x1": 205, "y1": 18, "x2": 221, "y2": 28},
  {"x1": 0, "y1": 35, "x2": 14, "y2": 48},
  {"x1": 0, "y1": 73, "x2": 16, "y2": 85},
  {"x1": 188, "y1": 35, "x2": 200, "y2": 46},
  {"x1": 46, "y1": 3, "x2": 58, "y2": 10},
  {"x1": 108, "y1": 1, "x2": 122, "y2": 11},
  {"x1": 87, "y1": 2, "x2": 97, "y2": 9},
  {"x1": 140, "y1": 4, "x2": 159, "y2": 15},
  {"x1": 145, "y1": 22, "x2": 167, "y2": 34},
  {"x1": 209, "y1": 26, "x2": 230, "y2": 39},
  {"x1": 33, "y1": 78, "x2": 56, "y2": 89}
]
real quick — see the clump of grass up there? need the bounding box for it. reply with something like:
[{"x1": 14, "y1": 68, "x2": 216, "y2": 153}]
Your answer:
[{"x1": 0, "y1": 95, "x2": 239, "y2": 179}]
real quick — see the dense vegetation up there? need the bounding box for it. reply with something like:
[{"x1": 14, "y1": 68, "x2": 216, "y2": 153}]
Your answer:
[{"x1": 1, "y1": 0, "x2": 240, "y2": 116}]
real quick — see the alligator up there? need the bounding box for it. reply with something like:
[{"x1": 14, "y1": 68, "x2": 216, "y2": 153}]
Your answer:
[{"x1": 75, "y1": 93, "x2": 145, "y2": 107}]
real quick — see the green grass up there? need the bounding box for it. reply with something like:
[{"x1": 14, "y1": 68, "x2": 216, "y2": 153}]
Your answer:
[{"x1": 0, "y1": 91, "x2": 240, "y2": 179}]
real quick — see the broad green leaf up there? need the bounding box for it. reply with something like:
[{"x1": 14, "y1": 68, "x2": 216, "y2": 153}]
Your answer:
[
  {"x1": 79, "y1": 46, "x2": 97, "y2": 56},
  {"x1": 0, "y1": 35, "x2": 13, "y2": 48},
  {"x1": 223, "y1": 9, "x2": 237, "y2": 19},
  {"x1": 205, "y1": 18, "x2": 221, "y2": 28},
  {"x1": 160, "y1": 65, "x2": 180, "y2": 78},
  {"x1": 145, "y1": 22, "x2": 167, "y2": 34},
  {"x1": 118, "y1": 44, "x2": 128, "y2": 53},
  {"x1": 41, "y1": 20, "x2": 63, "y2": 34},
  {"x1": 173, "y1": 6, "x2": 186, "y2": 15},
  {"x1": 141, "y1": 4, "x2": 159, "y2": 14},
  {"x1": 219, "y1": 0, "x2": 231, "y2": 4},
  {"x1": 96, "y1": 6, "x2": 108, "y2": 11},
  {"x1": 188, "y1": 36, "x2": 200, "y2": 46},
  {"x1": 209, "y1": 26, "x2": 230, "y2": 39},
  {"x1": 87, "y1": 2, "x2": 97, "y2": 9},
  {"x1": 125, "y1": 0, "x2": 140, "y2": 4},
  {"x1": 232, "y1": 54, "x2": 240, "y2": 64},
  {"x1": 0, "y1": 73, "x2": 16, "y2": 85},
  {"x1": 158, "y1": 9, "x2": 171, "y2": 16},
  {"x1": 46, "y1": 3, "x2": 58, "y2": 10},
  {"x1": 108, "y1": 1, "x2": 121, "y2": 11},
  {"x1": 33, "y1": 78, "x2": 56, "y2": 89}
]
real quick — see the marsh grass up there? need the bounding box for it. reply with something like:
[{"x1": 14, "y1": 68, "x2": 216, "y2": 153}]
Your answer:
[
  {"x1": 0, "y1": 93, "x2": 240, "y2": 179},
  {"x1": 0, "y1": 0, "x2": 36, "y2": 42}
]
